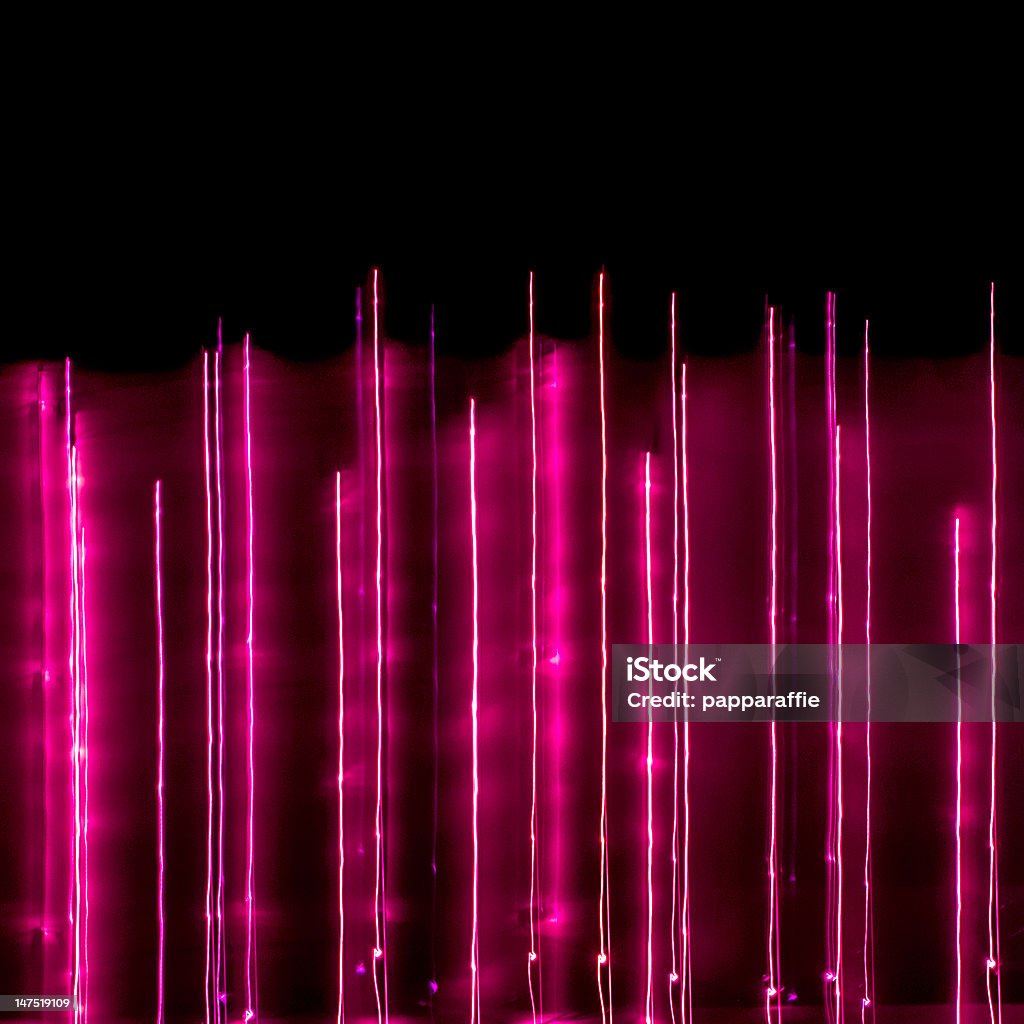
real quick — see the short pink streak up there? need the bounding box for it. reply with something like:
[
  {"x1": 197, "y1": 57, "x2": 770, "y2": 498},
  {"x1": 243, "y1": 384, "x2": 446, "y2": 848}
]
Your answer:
[
  {"x1": 336, "y1": 472, "x2": 345, "y2": 1024},
  {"x1": 986, "y1": 283, "x2": 1002, "y2": 1024},
  {"x1": 669, "y1": 296, "x2": 681, "y2": 1022},
  {"x1": 371, "y1": 269, "x2": 389, "y2": 1022},
  {"x1": 954, "y1": 516, "x2": 962, "y2": 1024},
  {"x1": 154, "y1": 481, "x2": 166, "y2": 1024},
  {"x1": 243, "y1": 337, "x2": 258, "y2": 1022},
  {"x1": 766, "y1": 308, "x2": 782, "y2": 1024},
  {"x1": 202, "y1": 351, "x2": 214, "y2": 1024},
  {"x1": 527, "y1": 273, "x2": 541, "y2": 1023},
  {"x1": 469, "y1": 399, "x2": 482, "y2": 1024},
  {"x1": 644, "y1": 452, "x2": 654, "y2": 1024},
  {"x1": 861, "y1": 322, "x2": 874, "y2": 1023},
  {"x1": 213, "y1": 347, "x2": 227, "y2": 1020},
  {"x1": 596, "y1": 272, "x2": 613, "y2": 1022},
  {"x1": 680, "y1": 364, "x2": 692, "y2": 1024}
]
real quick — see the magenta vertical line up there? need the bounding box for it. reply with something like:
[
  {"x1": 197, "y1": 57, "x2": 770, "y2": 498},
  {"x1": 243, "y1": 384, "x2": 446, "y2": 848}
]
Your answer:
[
  {"x1": 834, "y1": 424, "x2": 845, "y2": 1024},
  {"x1": 78, "y1": 511, "x2": 89, "y2": 1023},
  {"x1": 766, "y1": 308, "x2": 782, "y2": 1024},
  {"x1": 527, "y1": 273, "x2": 541, "y2": 1022},
  {"x1": 429, "y1": 307, "x2": 440, "y2": 1008},
  {"x1": 336, "y1": 471, "x2": 346, "y2": 1024},
  {"x1": 954, "y1": 516, "x2": 962, "y2": 1024},
  {"x1": 154, "y1": 481, "x2": 166, "y2": 1024},
  {"x1": 213, "y1": 346, "x2": 227, "y2": 1021},
  {"x1": 202, "y1": 350, "x2": 214, "y2": 1024},
  {"x1": 644, "y1": 452, "x2": 654, "y2": 1024},
  {"x1": 243, "y1": 335, "x2": 258, "y2": 1023},
  {"x1": 669, "y1": 295, "x2": 681, "y2": 1021},
  {"x1": 986, "y1": 282, "x2": 1003, "y2": 1024},
  {"x1": 371, "y1": 269, "x2": 389, "y2": 1023},
  {"x1": 680, "y1": 364, "x2": 692, "y2": 1024},
  {"x1": 596, "y1": 271, "x2": 613, "y2": 1022},
  {"x1": 861, "y1": 321, "x2": 874, "y2": 1023},
  {"x1": 468, "y1": 398, "x2": 481, "y2": 1024}
]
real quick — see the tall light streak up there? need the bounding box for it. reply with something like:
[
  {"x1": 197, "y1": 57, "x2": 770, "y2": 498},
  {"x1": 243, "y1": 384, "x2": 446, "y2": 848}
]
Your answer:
[
  {"x1": 644, "y1": 452, "x2": 654, "y2": 1024},
  {"x1": 429, "y1": 307, "x2": 440, "y2": 1007},
  {"x1": 766, "y1": 308, "x2": 782, "y2": 1024},
  {"x1": 679, "y1": 364, "x2": 692, "y2": 1024},
  {"x1": 954, "y1": 516, "x2": 963, "y2": 1024},
  {"x1": 243, "y1": 337, "x2": 258, "y2": 1022},
  {"x1": 596, "y1": 271, "x2": 613, "y2": 1021},
  {"x1": 202, "y1": 350, "x2": 215, "y2": 1024},
  {"x1": 335, "y1": 472, "x2": 345, "y2": 1024},
  {"x1": 79, "y1": 515, "x2": 90, "y2": 1023},
  {"x1": 527, "y1": 273, "x2": 541, "y2": 1022},
  {"x1": 861, "y1": 322, "x2": 874, "y2": 1023},
  {"x1": 468, "y1": 398, "x2": 481, "y2": 1024},
  {"x1": 154, "y1": 481, "x2": 166, "y2": 1024},
  {"x1": 371, "y1": 269, "x2": 389, "y2": 1023},
  {"x1": 669, "y1": 296, "x2": 682, "y2": 1022},
  {"x1": 986, "y1": 283, "x2": 1003, "y2": 1024},
  {"x1": 213, "y1": 346, "x2": 227, "y2": 1021},
  {"x1": 834, "y1": 423, "x2": 845, "y2": 1024}
]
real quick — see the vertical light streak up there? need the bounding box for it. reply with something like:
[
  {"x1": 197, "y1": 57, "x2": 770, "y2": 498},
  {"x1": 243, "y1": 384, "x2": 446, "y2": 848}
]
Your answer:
[
  {"x1": 78, "y1": 515, "x2": 89, "y2": 1023},
  {"x1": 213, "y1": 346, "x2": 227, "y2": 1021},
  {"x1": 429, "y1": 307, "x2": 441, "y2": 1008},
  {"x1": 527, "y1": 273, "x2": 541, "y2": 1022},
  {"x1": 986, "y1": 282, "x2": 1002, "y2": 1024},
  {"x1": 766, "y1": 308, "x2": 782, "y2": 1024},
  {"x1": 834, "y1": 424, "x2": 845, "y2": 1024},
  {"x1": 861, "y1": 322, "x2": 874, "y2": 1023},
  {"x1": 469, "y1": 398, "x2": 482, "y2": 1024},
  {"x1": 154, "y1": 481, "x2": 166, "y2": 1024},
  {"x1": 202, "y1": 350, "x2": 214, "y2": 1024},
  {"x1": 243, "y1": 337, "x2": 257, "y2": 1022},
  {"x1": 680, "y1": 365, "x2": 692, "y2": 1024},
  {"x1": 336, "y1": 472, "x2": 345, "y2": 1024},
  {"x1": 65, "y1": 360, "x2": 81, "y2": 1020},
  {"x1": 669, "y1": 296, "x2": 681, "y2": 1022},
  {"x1": 596, "y1": 271, "x2": 613, "y2": 1021},
  {"x1": 954, "y1": 516, "x2": 962, "y2": 1024},
  {"x1": 371, "y1": 269, "x2": 389, "y2": 1023},
  {"x1": 644, "y1": 452, "x2": 654, "y2": 1024}
]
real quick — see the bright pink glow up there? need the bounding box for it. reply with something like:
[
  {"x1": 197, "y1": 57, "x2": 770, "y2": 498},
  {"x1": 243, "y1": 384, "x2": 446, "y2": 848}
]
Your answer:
[
  {"x1": 954, "y1": 516, "x2": 962, "y2": 1024},
  {"x1": 596, "y1": 271, "x2": 613, "y2": 1023},
  {"x1": 469, "y1": 398, "x2": 481, "y2": 1024},
  {"x1": 371, "y1": 269, "x2": 389, "y2": 1023},
  {"x1": 986, "y1": 282, "x2": 1003, "y2": 1024},
  {"x1": 862, "y1": 322, "x2": 874, "y2": 1023},
  {"x1": 213, "y1": 347, "x2": 227, "y2": 1021},
  {"x1": 78, "y1": 512, "x2": 90, "y2": 1023},
  {"x1": 680, "y1": 363, "x2": 692, "y2": 1024},
  {"x1": 243, "y1": 336, "x2": 257, "y2": 1022},
  {"x1": 835, "y1": 423, "x2": 845, "y2": 1024},
  {"x1": 527, "y1": 273, "x2": 541, "y2": 1023},
  {"x1": 154, "y1": 481, "x2": 166, "y2": 1024},
  {"x1": 644, "y1": 451, "x2": 654, "y2": 1024},
  {"x1": 669, "y1": 296, "x2": 681, "y2": 1023},
  {"x1": 335, "y1": 472, "x2": 345, "y2": 1024},
  {"x1": 202, "y1": 350, "x2": 214, "y2": 1024},
  {"x1": 766, "y1": 308, "x2": 782, "y2": 1024}
]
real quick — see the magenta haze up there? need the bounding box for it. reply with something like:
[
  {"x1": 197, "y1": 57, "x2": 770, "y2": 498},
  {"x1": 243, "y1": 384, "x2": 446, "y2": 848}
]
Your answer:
[{"x1": 0, "y1": 284, "x2": 1022, "y2": 1022}]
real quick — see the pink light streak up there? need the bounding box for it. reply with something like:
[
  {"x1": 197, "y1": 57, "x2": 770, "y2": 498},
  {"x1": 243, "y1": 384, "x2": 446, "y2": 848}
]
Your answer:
[
  {"x1": 644, "y1": 451, "x2": 654, "y2": 1024},
  {"x1": 834, "y1": 423, "x2": 845, "y2": 1024},
  {"x1": 669, "y1": 295, "x2": 682, "y2": 1022},
  {"x1": 986, "y1": 282, "x2": 1003, "y2": 1024},
  {"x1": 154, "y1": 481, "x2": 166, "y2": 1024},
  {"x1": 202, "y1": 350, "x2": 215, "y2": 1024},
  {"x1": 336, "y1": 471, "x2": 345, "y2": 1024},
  {"x1": 527, "y1": 272, "x2": 541, "y2": 1023},
  {"x1": 862, "y1": 322, "x2": 875, "y2": 1023},
  {"x1": 469, "y1": 398, "x2": 482, "y2": 1024},
  {"x1": 679, "y1": 363, "x2": 692, "y2": 1024},
  {"x1": 78, "y1": 512, "x2": 90, "y2": 1024},
  {"x1": 214, "y1": 346, "x2": 228, "y2": 1020},
  {"x1": 954, "y1": 516, "x2": 962, "y2": 1024},
  {"x1": 766, "y1": 307, "x2": 782, "y2": 1024},
  {"x1": 243, "y1": 336, "x2": 258, "y2": 1022},
  {"x1": 371, "y1": 269, "x2": 390, "y2": 1023},
  {"x1": 596, "y1": 271, "x2": 613, "y2": 1022}
]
